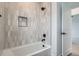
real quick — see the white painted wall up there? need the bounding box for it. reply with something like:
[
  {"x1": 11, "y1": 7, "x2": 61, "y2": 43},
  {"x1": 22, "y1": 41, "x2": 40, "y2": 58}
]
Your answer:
[
  {"x1": 51, "y1": 2, "x2": 58, "y2": 55},
  {"x1": 51, "y1": 2, "x2": 62, "y2": 56},
  {"x1": 72, "y1": 14, "x2": 79, "y2": 43},
  {"x1": 57, "y1": 2, "x2": 62, "y2": 56}
]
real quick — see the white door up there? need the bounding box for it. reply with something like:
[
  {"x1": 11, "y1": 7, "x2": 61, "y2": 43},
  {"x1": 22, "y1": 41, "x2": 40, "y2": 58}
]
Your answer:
[{"x1": 62, "y1": 4, "x2": 72, "y2": 56}]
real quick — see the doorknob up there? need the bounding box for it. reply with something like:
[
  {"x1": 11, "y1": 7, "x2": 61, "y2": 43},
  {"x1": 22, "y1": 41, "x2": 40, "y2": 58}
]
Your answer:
[{"x1": 61, "y1": 32, "x2": 67, "y2": 35}]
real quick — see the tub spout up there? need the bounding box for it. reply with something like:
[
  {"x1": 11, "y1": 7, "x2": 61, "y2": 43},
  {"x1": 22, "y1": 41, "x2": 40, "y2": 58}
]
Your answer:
[{"x1": 41, "y1": 39, "x2": 45, "y2": 42}]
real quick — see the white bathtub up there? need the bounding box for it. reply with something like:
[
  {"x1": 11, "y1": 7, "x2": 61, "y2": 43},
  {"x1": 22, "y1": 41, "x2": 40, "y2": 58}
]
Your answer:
[{"x1": 1, "y1": 42, "x2": 50, "y2": 56}]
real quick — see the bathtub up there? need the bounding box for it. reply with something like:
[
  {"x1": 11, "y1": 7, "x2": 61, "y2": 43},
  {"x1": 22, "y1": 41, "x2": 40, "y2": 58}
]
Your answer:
[{"x1": 1, "y1": 42, "x2": 50, "y2": 56}]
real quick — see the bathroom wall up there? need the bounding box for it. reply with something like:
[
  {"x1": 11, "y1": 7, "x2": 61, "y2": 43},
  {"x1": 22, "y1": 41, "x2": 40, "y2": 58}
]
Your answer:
[
  {"x1": 0, "y1": 3, "x2": 5, "y2": 53},
  {"x1": 0, "y1": 2, "x2": 61, "y2": 56},
  {"x1": 3, "y1": 2, "x2": 51, "y2": 49}
]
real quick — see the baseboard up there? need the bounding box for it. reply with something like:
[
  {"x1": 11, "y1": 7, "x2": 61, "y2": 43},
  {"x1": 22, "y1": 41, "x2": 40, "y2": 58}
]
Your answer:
[{"x1": 63, "y1": 48, "x2": 72, "y2": 56}]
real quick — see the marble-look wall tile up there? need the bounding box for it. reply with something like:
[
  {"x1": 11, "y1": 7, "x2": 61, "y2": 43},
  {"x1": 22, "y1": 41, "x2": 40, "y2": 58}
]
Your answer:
[
  {"x1": 2, "y1": 2, "x2": 51, "y2": 49},
  {"x1": 0, "y1": 3, "x2": 5, "y2": 51}
]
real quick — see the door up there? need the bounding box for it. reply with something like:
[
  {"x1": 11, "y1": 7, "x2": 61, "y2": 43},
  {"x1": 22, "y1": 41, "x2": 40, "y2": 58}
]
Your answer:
[{"x1": 62, "y1": 4, "x2": 72, "y2": 56}]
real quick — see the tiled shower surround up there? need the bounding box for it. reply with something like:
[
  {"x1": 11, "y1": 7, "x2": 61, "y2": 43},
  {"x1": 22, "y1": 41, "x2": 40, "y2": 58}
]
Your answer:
[{"x1": 0, "y1": 3, "x2": 50, "y2": 50}]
